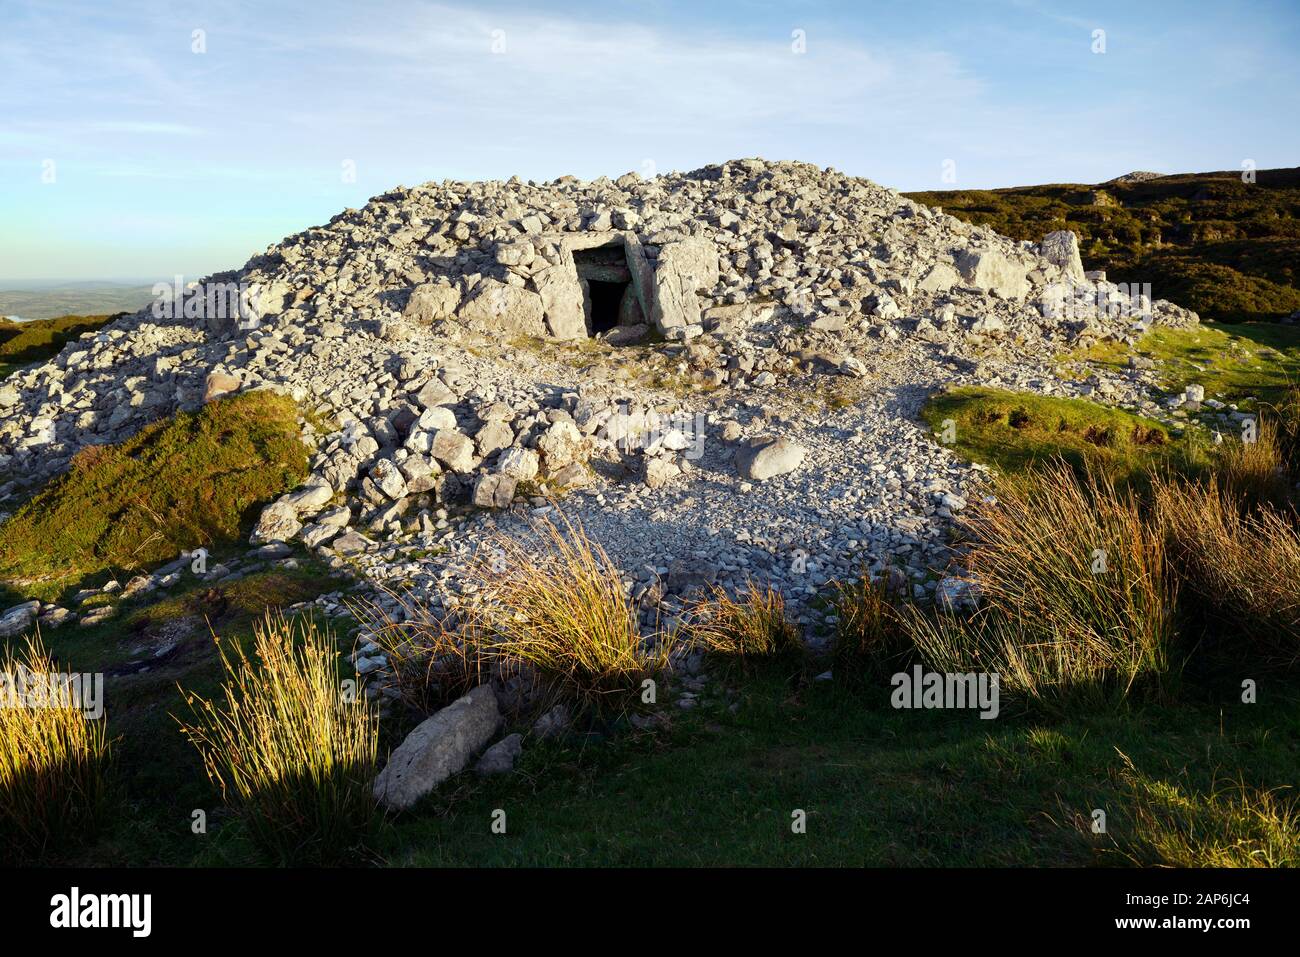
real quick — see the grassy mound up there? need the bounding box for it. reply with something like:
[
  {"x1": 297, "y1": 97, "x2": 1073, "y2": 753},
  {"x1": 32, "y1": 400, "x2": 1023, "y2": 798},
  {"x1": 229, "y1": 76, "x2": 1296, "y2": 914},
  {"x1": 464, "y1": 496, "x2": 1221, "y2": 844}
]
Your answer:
[
  {"x1": 921, "y1": 386, "x2": 1194, "y2": 481},
  {"x1": 905, "y1": 167, "x2": 1300, "y2": 323},
  {"x1": 1072, "y1": 321, "x2": 1300, "y2": 410},
  {"x1": 0, "y1": 391, "x2": 308, "y2": 597},
  {"x1": 0, "y1": 313, "x2": 116, "y2": 379}
]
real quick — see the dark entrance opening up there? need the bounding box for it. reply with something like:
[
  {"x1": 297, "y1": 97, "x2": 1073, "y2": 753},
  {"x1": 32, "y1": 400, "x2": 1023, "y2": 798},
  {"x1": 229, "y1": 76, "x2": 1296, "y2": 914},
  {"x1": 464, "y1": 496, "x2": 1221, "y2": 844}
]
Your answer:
[
  {"x1": 586, "y1": 280, "x2": 625, "y2": 334},
  {"x1": 573, "y1": 243, "x2": 636, "y2": 337}
]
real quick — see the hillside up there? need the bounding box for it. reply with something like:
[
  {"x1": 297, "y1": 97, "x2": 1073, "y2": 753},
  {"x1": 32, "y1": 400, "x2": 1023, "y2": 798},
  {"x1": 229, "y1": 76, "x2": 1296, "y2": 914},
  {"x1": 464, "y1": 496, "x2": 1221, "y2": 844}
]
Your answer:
[
  {"x1": 906, "y1": 167, "x2": 1300, "y2": 324},
  {"x1": 0, "y1": 313, "x2": 117, "y2": 379}
]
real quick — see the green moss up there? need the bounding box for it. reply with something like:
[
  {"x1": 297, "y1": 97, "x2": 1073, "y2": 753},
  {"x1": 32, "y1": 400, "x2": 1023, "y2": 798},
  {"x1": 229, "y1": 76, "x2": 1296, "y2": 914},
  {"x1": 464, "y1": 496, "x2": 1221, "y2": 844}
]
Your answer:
[
  {"x1": 0, "y1": 391, "x2": 309, "y2": 598},
  {"x1": 905, "y1": 167, "x2": 1300, "y2": 324},
  {"x1": 921, "y1": 386, "x2": 1202, "y2": 482},
  {"x1": 1072, "y1": 321, "x2": 1300, "y2": 410}
]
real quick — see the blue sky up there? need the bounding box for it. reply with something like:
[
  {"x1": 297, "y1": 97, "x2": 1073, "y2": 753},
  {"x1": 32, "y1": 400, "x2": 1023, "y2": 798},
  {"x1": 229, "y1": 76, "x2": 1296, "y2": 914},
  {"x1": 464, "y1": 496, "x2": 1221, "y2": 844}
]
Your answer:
[{"x1": 2, "y1": 0, "x2": 1297, "y2": 280}]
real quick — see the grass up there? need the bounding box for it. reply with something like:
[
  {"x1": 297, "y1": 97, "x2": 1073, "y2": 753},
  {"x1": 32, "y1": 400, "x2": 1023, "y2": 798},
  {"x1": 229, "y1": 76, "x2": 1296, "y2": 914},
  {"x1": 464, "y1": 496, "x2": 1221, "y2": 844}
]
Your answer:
[
  {"x1": 0, "y1": 313, "x2": 116, "y2": 380},
  {"x1": 0, "y1": 633, "x2": 113, "y2": 862},
  {"x1": 466, "y1": 515, "x2": 672, "y2": 717},
  {"x1": 909, "y1": 463, "x2": 1177, "y2": 711},
  {"x1": 176, "y1": 611, "x2": 380, "y2": 866},
  {"x1": 687, "y1": 581, "x2": 803, "y2": 672},
  {"x1": 905, "y1": 166, "x2": 1300, "y2": 323},
  {"x1": 2, "y1": 559, "x2": 352, "y2": 866},
  {"x1": 348, "y1": 585, "x2": 492, "y2": 716},
  {"x1": 1106, "y1": 755, "x2": 1299, "y2": 868},
  {"x1": 6, "y1": 556, "x2": 1299, "y2": 866},
  {"x1": 1072, "y1": 321, "x2": 1300, "y2": 410},
  {"x1": 829, "y1": 572, "x2": 913, "y2": 688},
  {"x1": 1157, "y1": 475, "x2": 1300, "y2": 667},
  {"x1": 921, "y1": 385, "x2": 1198, "y2": 483},
  {"x1": 0, "y1": 390, "x2": 308, "y2": 600},
  {"x1": 387, "y1": 672, "x2": 1300, "y2": 866}
]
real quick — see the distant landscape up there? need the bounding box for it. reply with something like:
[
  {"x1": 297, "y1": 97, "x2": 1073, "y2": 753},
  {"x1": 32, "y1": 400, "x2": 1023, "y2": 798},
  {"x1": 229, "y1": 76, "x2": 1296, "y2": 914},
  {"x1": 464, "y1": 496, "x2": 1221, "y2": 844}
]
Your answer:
[
  {"x1": 0, "y1": 280, "x2": 155, "y2": 321},
  {"x1": 906, "y1": 167, "x2": 1300, "y2": 324}
]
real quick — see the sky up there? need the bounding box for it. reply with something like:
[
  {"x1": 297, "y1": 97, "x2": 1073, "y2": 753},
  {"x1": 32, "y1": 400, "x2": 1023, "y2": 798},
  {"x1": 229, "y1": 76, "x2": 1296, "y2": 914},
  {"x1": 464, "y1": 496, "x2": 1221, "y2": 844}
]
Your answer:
[{"x1": 2, "y1": 0, "x2": 1297, "y2": 281}]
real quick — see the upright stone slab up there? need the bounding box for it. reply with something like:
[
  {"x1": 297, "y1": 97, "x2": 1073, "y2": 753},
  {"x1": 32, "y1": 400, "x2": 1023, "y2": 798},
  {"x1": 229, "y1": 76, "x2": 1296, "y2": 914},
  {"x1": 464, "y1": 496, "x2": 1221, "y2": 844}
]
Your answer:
[
  {"x1": 650, "y1": 237, "x2": 719, "y2": 333},
  {"x1": 532, "y1": 264, "x2": 587, "y2": 339}
]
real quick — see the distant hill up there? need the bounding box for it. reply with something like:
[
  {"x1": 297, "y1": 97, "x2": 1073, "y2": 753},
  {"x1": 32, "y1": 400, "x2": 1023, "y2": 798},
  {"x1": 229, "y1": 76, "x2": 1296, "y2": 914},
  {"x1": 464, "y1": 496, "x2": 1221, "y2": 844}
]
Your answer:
[
  {"x1": 0, "y1": 281, "x2": 154, "y2": 321},
  {"x1": 906, "y1": 167, "x2": 1300, "y2": 323}
]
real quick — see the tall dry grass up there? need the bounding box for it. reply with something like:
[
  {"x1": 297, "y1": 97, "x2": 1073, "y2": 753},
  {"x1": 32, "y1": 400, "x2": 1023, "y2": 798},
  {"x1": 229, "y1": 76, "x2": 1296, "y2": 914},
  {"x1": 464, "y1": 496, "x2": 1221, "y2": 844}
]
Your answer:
[
  {"x1": 349, "y1": 586, "x2": 494, "y2": 715},
  {"x1": 467, "y1": 515, "x2": 671, "y2": 715},
  {"x1": 1156, "y1": 475, "x2": 1300, "y2": 665},
  {"x1": 688, "y1": 581, "x2": 803, "y2": 671},
  {"x1": 913, "y1": 462, "x2": 1177, "y2": 707},
  {"x1": 0, "y1": 633, "x2": 112, "y2": 861},
  {"x1": 830, "y1": 572, "x2": 911, "y2": 687},
  {"x1": 176, "y1": 612, "x2": 380, "y2": 865},
  {"x1": 1214, "y1": 415, "x2": 1293, "y2": 510}
]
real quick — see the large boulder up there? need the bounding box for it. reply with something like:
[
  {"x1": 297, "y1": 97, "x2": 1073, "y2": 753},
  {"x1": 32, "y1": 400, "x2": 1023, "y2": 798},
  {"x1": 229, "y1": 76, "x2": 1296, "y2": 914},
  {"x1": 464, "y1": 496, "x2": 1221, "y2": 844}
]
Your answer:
[
  {"x1": 203, "y1": 371, "x2": 241, "y2": 403},
  {"x1": 475, "y1": 420, "x2": 514, "y2": 457},
  {"x1": 532, "y1": 264, "x2": 587, "y2": 339},
  {"x1": 650, "y1": 238, "x2": 719, "y2": 333},
  {"x1": 404, "y1": 283, "x2": 461, "y2": 324},
  {"x1": 496, "y1": 447, "x2": 539, "y2": 481},
  {"x1": 429, "y1": 429, "x2": 476, "y2": 473},
  {"x1": 458, "y1": 280, "x2": 547, "y2": 337},
  {"x1": 372, "y1": 685, "x2": 501, "y2": 810},
  {"x1": 249, "y1": 500, "x2": 302, "y2": 544},
  {"x1": 0, "y1": 601, "x2": 40, "y2": 639},
  {"x1": 536, "y1": 420, "x2": 586, "y2": 472},
  {"x1": 281, "y1": 481, "x2": 333, "y2": 512},
  {"x1": 415, "y1": 378, "x2": 457, "y2": 409},
  {"x1": 736, "y1": 436, "x2": 807, "y2": 481},
  {"x1": 1039, "y1": 230, "x2": 1086, "y2": 282},
  {"x1": 917, "y1": 262, "x2": 960, "y2": 294},
  {"x1": 472, "y1": 473, "x2": 517, "y2": 509},
  {"x1": 955, "y1": 248, "x2": 1031, "y2": 300},
  {"x1": 475, "y1": 733, "x2": 523, "y2": 775},
  {"x1": 370, "y1": 458, "x2": 408, "y2": 500}
]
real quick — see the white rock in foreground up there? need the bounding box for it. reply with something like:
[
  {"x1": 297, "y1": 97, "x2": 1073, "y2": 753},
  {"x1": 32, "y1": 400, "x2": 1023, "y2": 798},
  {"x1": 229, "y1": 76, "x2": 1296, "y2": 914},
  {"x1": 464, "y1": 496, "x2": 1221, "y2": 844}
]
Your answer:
[
  {"x1": 372, "y1": 685, "x2": 501, "y2": 810},
  {"x1": 736, "y1": 437, "x2": 807, "y2": 481}
]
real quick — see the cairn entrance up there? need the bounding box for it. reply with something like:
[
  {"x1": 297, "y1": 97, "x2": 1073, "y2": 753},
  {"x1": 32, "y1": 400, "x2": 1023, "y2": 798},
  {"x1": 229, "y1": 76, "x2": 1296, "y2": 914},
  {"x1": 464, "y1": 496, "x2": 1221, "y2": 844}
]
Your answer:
[{"x1": 572, "y1": 243, "x2": 639, "y2": 335}]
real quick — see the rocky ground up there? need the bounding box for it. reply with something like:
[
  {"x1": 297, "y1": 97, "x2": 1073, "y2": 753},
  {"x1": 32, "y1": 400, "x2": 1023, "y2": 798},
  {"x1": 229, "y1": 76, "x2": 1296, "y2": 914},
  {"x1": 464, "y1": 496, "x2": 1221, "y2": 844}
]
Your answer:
[{"x1": 0, "y1": 158, "x2": 1201, "y2": 667}]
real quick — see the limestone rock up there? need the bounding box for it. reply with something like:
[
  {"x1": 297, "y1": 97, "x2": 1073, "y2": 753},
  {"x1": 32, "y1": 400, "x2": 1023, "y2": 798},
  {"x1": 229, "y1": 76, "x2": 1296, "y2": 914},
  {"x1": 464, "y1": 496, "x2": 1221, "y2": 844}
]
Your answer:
[
  {"x1": 496, "y1": 446, "x2": 539, "y2": 481},
  {"x1": 458, "y1": 281, "x2": 547, "y2": 338},
  {"x1": 736, "y1": 436, "x2": 807, "y2": 481},
  {"x1": 472, "y1": 472, "x2": 517, "y2": 508},
  {"x1": 430, "y1": 429, "x2": 476, "y2": 472},
  {"x1": 955, "y1": 248, "x2": 1030, "y2": 300},
  {"x1": 532, "y1": 264, "x2": 587, "y2": 339},
  {"x1": 651, "y1": 237, "x2": 719, "y2": 332},
  {"x1": 250, "y1": 500, "x2": 302, "y2": 544},
  {"x1": 536, "y1": 420, "x2": 585, "y2": 472},
  {"x1": 475, "y1": 733, "x2": 523, "y2": 775},
  {"x1": 203, "y1": 371, "x2": 241, "y2": 403},
  {"x1": 373, "y1": 685, "x2": 501, "y2": 810},
  {"x1": 1040, "y1": 230, "x2": 1086, "y2": 282},
  {"x1": 404, "y1": 283, "x2": 461, "y2": 324}
]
